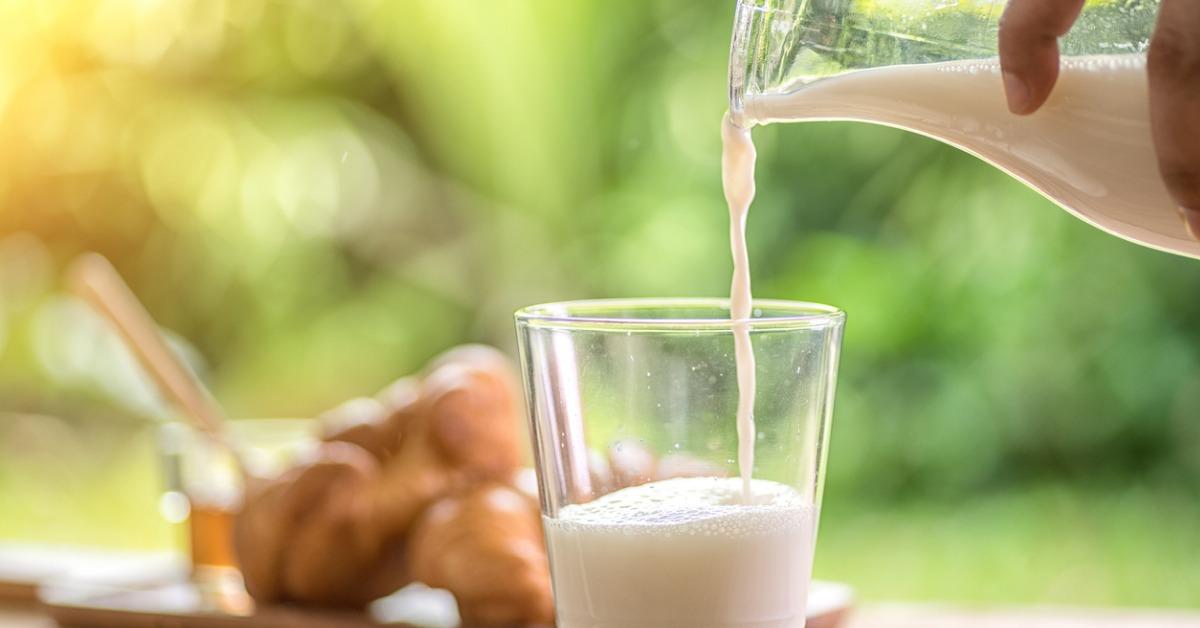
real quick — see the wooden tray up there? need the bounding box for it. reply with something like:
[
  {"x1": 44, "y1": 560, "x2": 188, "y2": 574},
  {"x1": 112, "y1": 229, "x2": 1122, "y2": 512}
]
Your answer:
[{"x1": 41, "y1": 576, "x2": 853, "y2": 628}]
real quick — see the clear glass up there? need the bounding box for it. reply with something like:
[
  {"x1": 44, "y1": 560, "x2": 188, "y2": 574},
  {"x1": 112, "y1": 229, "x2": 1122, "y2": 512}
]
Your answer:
[
  {"x1": 516, "y1": 298, "x2": 845, "y2": 628},
  {"x1": 158, "y1": 419, "x2": 317, "y2": 585}
]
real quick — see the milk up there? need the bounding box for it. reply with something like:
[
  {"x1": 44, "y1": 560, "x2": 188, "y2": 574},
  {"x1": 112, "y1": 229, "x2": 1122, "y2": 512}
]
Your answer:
[
  {"x1": 544, "y1": 477, "x2": 816, "y2": 628},
  {"x1": 745, "y1": 54, "x2": 1200, "y2": 258},
  {"x1": 722, "y1": 114, "x2": 759, "y2": 498}
]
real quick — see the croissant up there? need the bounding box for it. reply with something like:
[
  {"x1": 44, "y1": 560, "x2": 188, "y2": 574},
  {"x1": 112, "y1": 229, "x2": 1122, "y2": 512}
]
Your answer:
[
  {"x1": 407, "y1": 481, "x2": 554, "y2": 626},
  {"x1": 233, "y1": 345, "x2": 527, "y2": 611},
  {"x1": 233, "y1": 441, "x2": 400, "y2": 606},
  {"x1": 366, "y1": 352, "x2": 524, "y2": 541}
]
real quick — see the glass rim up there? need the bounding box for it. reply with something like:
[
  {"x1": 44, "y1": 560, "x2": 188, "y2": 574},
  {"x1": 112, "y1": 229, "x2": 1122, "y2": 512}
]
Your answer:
[{"x1": 515, "y1": 298, "x2": 844, "y2": 331}]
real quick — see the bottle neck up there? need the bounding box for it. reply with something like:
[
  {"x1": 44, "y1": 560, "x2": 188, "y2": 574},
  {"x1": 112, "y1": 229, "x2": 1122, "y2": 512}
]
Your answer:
[
  {"x1": 727, "y1": 0, "x2": 800, "y2": 127},
  {"x1": 728, "y1": 0, "x2": 1011, "y2": 127}
]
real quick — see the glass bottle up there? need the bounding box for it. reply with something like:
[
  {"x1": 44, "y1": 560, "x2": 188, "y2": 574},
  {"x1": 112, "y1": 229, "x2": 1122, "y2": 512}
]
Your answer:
[{"x1": 728, "y1": 0, "x2": 1200, "y2": 259}]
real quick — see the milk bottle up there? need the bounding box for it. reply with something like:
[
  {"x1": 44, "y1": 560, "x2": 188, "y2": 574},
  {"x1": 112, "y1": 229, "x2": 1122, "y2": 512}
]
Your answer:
[{"x1": 728, "y1": 0, "x2": 1199, "y2": 258}]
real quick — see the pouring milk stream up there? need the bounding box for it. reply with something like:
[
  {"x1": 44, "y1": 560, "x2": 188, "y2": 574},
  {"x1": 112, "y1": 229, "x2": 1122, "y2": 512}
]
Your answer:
[{"x1": 722, "y1": 113, "x2": 759, "y2": 500}]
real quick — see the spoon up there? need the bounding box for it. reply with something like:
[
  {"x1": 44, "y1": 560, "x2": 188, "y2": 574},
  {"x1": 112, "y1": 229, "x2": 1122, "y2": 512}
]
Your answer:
[{"x1": 67, "y1": 253, "x2": 246, "y2": 470}]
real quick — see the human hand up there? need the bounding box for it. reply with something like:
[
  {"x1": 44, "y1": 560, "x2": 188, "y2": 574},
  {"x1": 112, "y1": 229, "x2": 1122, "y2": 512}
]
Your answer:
[{"x1": 999, "y1": 0, "x2": 1200, "y2": 237}]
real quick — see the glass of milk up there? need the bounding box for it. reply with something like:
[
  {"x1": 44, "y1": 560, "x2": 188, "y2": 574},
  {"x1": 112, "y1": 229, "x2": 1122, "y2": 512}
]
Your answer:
[{"x1": 515, "y1": 298, "x2": 845, "y2": 628}]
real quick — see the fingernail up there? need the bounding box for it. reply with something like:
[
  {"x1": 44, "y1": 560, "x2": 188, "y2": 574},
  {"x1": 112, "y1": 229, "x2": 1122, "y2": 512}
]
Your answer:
[
  {"x1": 1183, "y1": 207, "x2": 1200, "y2": 240},
  {"x1": 1003, "y1": 71, "x2": 1031, "y2": 114}
]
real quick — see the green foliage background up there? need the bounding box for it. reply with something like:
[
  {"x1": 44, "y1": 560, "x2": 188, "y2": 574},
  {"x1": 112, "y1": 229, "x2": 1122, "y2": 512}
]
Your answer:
[{"x1": 0, "y1": 0, "x2": 1197, "y2": 607}]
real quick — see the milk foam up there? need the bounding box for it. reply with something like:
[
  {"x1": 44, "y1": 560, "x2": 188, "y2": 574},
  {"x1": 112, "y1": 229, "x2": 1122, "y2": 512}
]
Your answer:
[
  {"x1": 545, "y1": 478, "x2": 815, "y2": 628},
  {"x1": 555, "y1": 476, "x2": 808, "y2": 532}
]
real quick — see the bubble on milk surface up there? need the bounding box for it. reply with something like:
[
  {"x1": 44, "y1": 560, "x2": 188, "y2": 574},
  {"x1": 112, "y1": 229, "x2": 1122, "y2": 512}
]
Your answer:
[
  {"x1": 933, "y1": 54, "x2": 1145, "y2": 79},
  {"x1": 551, "y1": 476, "x2": 811, "y2": 538}
]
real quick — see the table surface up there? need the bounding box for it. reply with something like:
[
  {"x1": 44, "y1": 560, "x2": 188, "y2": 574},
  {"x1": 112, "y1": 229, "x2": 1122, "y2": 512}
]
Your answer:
[
  {"x1": 6, "y1": 601, "x2": 1200, "y2": 628},
  {"x1": 848, "y1": 605, "x2": 1200, "y2": 628}
]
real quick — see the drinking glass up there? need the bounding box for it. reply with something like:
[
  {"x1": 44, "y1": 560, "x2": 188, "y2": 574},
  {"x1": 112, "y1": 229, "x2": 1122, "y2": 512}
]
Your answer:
[
  {"x1": 516, "y1": 298, "x2": 845, "y2": 628},
  {"x1": 158, "y1": 419, "x2": 317, "y2": 592}
]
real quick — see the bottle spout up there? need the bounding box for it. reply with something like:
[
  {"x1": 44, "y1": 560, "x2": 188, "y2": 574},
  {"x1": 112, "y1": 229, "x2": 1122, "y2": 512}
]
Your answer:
[
  {"x1": 727, "y1": 0, "x2": 802, "y2": 129},
  {"x1": 726, "y1": 0, "x2": 755, "y2": 128}
]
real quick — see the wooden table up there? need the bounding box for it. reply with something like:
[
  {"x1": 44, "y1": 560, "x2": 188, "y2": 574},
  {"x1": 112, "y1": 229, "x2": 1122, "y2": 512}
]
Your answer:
[
  {"x1": 5, "y1": 600, "x2": 1200, "y2": 628},
  {"x1": 0, "y1": 602, "x2": 55, "y2": 628}
]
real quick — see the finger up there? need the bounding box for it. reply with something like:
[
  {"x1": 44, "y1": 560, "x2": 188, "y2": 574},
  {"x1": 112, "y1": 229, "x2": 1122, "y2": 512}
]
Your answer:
[
  {"x1": 1147, "y1": 0, "x2": 1200, "y2": 238},
  {"x1": 998, "y1": 0, "x2": 1086, "y2": 114}
]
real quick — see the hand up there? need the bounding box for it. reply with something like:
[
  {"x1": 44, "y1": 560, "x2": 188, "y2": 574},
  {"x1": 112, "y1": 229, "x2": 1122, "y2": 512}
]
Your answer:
[{"x1": 999, "y1": 0, "x2": 1200, "y2": 238}]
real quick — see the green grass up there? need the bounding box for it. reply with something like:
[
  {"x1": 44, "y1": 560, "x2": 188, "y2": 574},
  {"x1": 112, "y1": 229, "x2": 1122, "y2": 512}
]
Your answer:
[{"x1": 816, "y1": 484, "x2": 1200, "y2": 607}]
